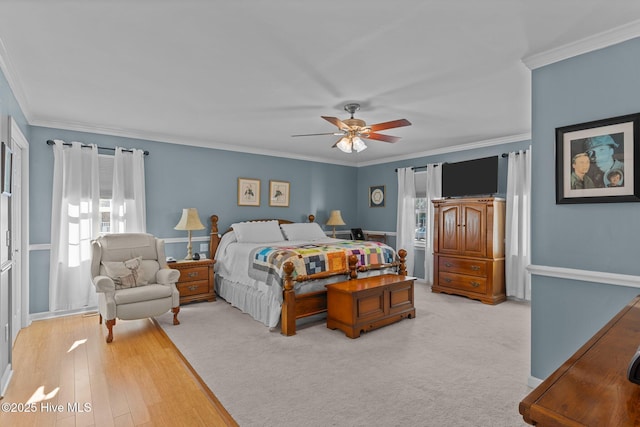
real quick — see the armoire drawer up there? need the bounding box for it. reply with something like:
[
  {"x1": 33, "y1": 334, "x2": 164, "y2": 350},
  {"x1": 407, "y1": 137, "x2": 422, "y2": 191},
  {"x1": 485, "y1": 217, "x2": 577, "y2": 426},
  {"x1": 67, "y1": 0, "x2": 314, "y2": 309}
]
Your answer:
[
  {"x1": 438, "y1": 272, "x2": 487, "y2": 294},
  {"x1": 438, "y1": 256, "x2": 488, "y2": 277}
]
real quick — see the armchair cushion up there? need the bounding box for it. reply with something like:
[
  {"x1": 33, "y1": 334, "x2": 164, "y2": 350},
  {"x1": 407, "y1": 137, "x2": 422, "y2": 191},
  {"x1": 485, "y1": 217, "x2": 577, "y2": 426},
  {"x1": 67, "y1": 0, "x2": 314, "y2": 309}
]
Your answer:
[
  {"x1": 102, "y1": 256, "x2": 149, "y2": 289},
  {"x1": 113, "y1": 284, "x2": 174, "y2": 305}
]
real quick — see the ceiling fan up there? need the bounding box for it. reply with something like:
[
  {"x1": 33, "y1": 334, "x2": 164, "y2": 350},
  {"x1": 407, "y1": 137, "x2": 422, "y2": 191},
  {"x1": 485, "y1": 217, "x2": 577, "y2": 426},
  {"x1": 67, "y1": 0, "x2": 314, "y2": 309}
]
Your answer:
[{"x1": 292, "y1": 103, "x2": 411, "y2": 153}]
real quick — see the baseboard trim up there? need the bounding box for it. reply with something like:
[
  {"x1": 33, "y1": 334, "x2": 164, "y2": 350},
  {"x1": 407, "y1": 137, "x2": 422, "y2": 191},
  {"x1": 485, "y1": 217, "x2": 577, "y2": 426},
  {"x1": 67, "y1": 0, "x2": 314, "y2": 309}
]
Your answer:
[
  {"x1": 528, "y1": 264, "x2": 640, "y2": 289},
  {"x1": 0, "y1": 364, "x2": 12, "y2": 397},
  {"x1": 30, "y1": 306, "x2": 98, "y2": 322},
  {"x1": 527, "y1": 375, "x2": 543, "y2": 389}
]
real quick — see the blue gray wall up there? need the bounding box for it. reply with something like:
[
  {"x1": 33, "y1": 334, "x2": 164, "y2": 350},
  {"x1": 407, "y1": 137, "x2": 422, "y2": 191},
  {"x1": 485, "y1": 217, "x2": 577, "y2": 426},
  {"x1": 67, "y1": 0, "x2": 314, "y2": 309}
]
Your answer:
[
  {"x1": 356, "y1": 140, "x2": 531, "y2": 279},
  {"x1": 28, "y1": 127, "x2": 358, "y2": 314},
  {"x1": 530, "y1": 37, "x2": 640, "y2": 379}
]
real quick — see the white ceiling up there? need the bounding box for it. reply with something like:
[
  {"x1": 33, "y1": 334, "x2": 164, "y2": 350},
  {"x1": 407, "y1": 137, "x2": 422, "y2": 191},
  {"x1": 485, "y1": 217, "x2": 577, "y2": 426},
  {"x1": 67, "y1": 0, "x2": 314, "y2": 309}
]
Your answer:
[{"x1": 1, "y1": 1, "x2": 640, "y2": 166}]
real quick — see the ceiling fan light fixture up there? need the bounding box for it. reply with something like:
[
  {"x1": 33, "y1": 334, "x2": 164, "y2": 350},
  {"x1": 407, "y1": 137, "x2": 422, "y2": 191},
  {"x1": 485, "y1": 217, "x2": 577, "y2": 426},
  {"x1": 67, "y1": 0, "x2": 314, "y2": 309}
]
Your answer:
[
  {"x1": 336, "y1": 137, "x2": 352, "y2": 153},
  {"x1": 294, "y1": 103, "x2": 410, "y2": 153},
  {"x1": 352, "y1": 136, "x2": 367, "y2": 152}
]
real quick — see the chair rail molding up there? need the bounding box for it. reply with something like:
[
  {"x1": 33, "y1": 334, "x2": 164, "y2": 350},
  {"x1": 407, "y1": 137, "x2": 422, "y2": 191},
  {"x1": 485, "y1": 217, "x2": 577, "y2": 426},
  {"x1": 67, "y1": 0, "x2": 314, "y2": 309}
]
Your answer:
[{"x1": 528, "y1": 264, "x2": 640, "y2": 289}]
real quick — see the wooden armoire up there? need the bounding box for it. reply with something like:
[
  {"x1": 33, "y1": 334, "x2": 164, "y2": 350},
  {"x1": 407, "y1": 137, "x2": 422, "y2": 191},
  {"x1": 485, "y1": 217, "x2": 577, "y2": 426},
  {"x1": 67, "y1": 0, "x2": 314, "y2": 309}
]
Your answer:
[{"x1": 432, "y1": 197, "x2": 506, "y2": 305}]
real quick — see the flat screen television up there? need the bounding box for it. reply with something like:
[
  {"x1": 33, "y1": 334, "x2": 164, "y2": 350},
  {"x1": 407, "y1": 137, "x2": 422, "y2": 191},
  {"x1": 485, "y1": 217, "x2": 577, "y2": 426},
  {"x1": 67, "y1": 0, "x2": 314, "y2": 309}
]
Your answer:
[{"x1": 441, "y1": 156, "x2": 499, "y2": 198}]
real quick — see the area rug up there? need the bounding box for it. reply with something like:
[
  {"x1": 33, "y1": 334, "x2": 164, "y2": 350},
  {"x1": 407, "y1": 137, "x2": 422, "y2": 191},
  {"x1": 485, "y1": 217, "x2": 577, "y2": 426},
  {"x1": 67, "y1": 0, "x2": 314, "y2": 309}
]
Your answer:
[{"x1": 155, "y1": 283, "x2": 532, "y2": 427}]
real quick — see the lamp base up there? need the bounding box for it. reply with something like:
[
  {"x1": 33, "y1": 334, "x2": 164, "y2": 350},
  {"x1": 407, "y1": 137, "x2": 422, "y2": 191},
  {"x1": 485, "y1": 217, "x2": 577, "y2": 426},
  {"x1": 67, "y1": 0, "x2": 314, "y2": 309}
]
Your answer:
[{"x1": 184, "y1": 233, "x2": 193, "y2": 260}]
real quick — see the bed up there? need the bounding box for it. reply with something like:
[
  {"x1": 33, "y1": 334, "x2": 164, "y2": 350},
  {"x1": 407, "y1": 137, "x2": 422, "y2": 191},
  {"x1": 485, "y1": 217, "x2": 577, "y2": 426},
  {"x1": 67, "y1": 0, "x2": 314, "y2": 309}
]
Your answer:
[{"x1": 208, "y1": 214, "x2": 407, "y2": 335}]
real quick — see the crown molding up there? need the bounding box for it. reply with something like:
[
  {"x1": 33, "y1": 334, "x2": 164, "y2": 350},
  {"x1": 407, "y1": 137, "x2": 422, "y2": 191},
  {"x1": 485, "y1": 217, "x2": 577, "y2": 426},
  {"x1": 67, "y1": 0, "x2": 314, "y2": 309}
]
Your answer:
[
  {"x1": 0, "y1": 36, "x2": 33, "y2": 123},
  {"x1": 354, "y1": 133, "x2": 532, "y2": 167},
  {"x1": 30, "y1": 116, "x2": 356, "y2": 167},
  {"x1": 523, "y1": 19, "x2": 640, "y2": 70}
]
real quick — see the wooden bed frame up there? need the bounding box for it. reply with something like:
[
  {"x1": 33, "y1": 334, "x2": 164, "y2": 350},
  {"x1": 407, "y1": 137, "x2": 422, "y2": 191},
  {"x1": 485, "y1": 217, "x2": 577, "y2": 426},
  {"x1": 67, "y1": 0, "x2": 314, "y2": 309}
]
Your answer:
[{"x1": 208, "y1": 214, "x2": 407, "y2": 336}]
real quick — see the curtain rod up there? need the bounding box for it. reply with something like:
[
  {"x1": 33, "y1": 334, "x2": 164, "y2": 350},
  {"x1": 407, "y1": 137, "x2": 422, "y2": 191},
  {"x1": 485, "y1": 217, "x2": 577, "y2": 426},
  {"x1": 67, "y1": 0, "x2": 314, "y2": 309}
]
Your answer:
[
  {"x1": 396, "y1": 152, "x2": 521, "y2": 171},
  {"x1": 501, "y1": 152, "x2": 521, "y2": 158},
  {"x1": 46, "y1": 139, "x2": 149, "y2": 156},
  {"x1": 394, "y1": 164, "x2": 440, "y2": 172}
]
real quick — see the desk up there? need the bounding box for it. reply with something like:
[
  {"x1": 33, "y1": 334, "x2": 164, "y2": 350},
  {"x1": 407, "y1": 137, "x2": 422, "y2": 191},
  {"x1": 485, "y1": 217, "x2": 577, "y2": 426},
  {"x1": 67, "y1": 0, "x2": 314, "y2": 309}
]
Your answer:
[{"x1": 519, "y1": 295, "x2": 640, "y2": 426}]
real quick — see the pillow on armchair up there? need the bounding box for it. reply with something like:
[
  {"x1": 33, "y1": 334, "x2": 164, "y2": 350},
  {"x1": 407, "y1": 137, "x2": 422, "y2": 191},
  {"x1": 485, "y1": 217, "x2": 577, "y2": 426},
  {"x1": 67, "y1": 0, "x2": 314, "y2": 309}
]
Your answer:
[{"x1": 102, "y1": 256, "x2": 149, "y2": 289}]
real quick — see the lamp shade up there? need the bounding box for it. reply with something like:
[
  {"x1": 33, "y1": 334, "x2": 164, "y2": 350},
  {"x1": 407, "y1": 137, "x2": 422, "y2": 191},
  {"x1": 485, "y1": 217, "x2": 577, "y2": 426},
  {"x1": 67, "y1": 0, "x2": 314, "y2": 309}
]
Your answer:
[
  {"x1": 326, "y1": 210, "x2": 346, "y2": 226},
  {"x1": 174, "y1": 208, "x2": 205, "y2": 231}
]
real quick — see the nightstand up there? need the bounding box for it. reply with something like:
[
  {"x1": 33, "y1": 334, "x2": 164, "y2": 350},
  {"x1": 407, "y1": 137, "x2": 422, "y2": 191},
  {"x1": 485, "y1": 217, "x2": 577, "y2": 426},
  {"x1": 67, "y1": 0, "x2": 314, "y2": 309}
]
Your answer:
[{"x1": 167, "y1": 258, "x2": 215, "y2": 304}]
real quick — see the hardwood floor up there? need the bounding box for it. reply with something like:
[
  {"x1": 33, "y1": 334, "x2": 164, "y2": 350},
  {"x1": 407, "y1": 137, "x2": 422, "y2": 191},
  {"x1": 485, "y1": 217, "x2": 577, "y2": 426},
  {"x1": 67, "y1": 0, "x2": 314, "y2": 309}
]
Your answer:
[{"x1": 0, "y1": 312, "x2": 237, "y2": 426}]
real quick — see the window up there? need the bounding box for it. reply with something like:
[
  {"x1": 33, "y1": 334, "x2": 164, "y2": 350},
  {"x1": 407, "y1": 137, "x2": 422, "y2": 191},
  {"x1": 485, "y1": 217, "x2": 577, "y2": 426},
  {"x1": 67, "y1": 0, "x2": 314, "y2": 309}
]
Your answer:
[
  {"x1": 415, "y1": 197, "x2": 427, "y2": 242},
  {"x1": 99, "y1": 199, "x2": 112, "y2": 233},
  {"x1": 98, "y1": 154, "x2": 114, "y2": 234},
  {"x1": 414, "y1": 170, "x2": 428, "y2": 244}
]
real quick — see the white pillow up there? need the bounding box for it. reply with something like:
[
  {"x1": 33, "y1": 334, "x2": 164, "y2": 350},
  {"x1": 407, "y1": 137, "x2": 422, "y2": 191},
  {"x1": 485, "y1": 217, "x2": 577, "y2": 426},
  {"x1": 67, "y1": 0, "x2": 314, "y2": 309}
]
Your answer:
[
  {"x1": 280, "y1": 222, "x2": 327, "y2": 241},
  {"x1": 231, "y1": 220, "x2": 284, "y2": 243}
]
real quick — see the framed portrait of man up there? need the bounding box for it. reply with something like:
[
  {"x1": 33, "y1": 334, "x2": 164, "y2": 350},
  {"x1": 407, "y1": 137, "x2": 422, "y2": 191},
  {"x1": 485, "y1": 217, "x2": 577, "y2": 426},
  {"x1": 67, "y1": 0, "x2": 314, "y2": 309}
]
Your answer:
[{"x1": 556, "y1": 112, "x2": 640, "y2": 204}]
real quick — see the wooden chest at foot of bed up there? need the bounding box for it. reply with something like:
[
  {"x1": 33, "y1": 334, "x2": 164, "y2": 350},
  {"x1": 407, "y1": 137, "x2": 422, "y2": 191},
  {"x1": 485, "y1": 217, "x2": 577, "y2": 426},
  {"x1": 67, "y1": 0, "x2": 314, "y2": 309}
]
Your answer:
[{"x1": 326, "y1": 274, "x2": 415, "y2": 338}]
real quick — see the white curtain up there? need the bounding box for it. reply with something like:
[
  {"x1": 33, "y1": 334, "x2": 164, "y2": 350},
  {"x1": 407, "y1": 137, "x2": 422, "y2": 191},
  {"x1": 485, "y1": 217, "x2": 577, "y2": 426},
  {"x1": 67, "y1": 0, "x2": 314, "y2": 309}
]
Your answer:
[
  {"x1": 111, "y1": 147, "x2": 146, "y2": 233},
  {"x1": 424, "y1": 163, "x2": 443, "y2": 284},
  {"x1": 396, "y1": 167, "x2": 416, "y2": 275},
  {"x1": 49, "y1": 141, "x2": 100, "y2": 311},
  {"x1": 505, "y1": 148, "x2": 531, "y2": 300}
]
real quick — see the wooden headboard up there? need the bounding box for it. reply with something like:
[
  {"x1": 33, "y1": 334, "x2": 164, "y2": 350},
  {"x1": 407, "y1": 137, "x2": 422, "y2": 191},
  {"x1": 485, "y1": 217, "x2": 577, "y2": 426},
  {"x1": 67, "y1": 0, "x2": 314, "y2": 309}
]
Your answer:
[{"x1": 208, "y1": 214, "x2": 316, "y2": 261}]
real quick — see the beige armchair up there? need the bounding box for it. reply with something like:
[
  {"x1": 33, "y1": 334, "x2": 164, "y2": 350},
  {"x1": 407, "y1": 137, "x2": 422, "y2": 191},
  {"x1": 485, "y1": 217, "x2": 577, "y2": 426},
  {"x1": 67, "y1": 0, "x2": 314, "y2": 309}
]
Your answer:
[{"x1": 90, "y1": 233, "x2": 181, "y2": 343}]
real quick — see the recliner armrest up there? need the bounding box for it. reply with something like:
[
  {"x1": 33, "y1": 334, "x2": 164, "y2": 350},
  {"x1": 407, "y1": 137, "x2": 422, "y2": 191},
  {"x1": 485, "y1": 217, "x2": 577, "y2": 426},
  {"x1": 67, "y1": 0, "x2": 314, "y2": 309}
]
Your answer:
[
  {"x1": 157, "y1": 268, "x2": 180, "y2": 285},
  {"x1": 93, "y1": 275, "x2": 115, "y2": 293}
]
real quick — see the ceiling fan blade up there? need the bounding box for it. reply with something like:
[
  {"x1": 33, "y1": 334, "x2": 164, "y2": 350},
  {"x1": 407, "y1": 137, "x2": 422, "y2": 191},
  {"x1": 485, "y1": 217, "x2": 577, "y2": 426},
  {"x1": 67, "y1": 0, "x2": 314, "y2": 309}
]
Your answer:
[
  {"x1": 291, "y1": 132, "x2": 343, "y2": 137},
  {"x1": 365, "y1": 133, "x2": 401, "y2": 143},
  {"x1": 368, "y1": 119, "x2": 412, "y2": 132},
  {"x1": 322, "y1": 116, "x2": 350, "y2": 130}
]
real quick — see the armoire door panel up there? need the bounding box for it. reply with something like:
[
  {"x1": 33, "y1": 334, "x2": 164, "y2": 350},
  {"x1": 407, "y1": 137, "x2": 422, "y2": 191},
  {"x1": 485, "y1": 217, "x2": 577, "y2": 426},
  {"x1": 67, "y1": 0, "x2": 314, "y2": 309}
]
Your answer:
[
  {"x1": 439, "y1": 205, "x2": 460, "y2": 253},
  {"x1": 461, "y1": 204, "x2": 486, "y2": 257}
]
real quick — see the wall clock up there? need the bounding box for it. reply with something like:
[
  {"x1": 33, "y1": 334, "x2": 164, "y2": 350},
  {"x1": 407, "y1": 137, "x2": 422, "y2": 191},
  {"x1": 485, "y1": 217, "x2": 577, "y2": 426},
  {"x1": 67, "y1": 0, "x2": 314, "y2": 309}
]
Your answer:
[{"x1": 369, "y1": 185, "x2": 385, "y2": 207}]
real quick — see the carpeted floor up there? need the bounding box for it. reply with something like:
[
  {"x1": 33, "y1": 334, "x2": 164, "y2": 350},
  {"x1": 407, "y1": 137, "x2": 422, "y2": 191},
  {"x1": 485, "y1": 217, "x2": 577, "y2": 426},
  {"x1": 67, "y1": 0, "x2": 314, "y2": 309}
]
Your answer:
[{"x1": 156, "y1": 282, "x2": 532, "y2": 427}]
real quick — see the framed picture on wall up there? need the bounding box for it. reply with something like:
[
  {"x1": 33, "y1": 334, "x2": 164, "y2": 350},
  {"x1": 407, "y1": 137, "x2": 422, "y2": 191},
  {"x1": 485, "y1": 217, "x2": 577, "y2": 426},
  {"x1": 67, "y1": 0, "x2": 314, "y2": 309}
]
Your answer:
[
  {"x1": 269, "y1": 180, "x2": 290, "y2": 207},
  {"x1": 369, "y1": 185, "x2": 385, "y2": 207},
  {"x1": 556, "y1": 112, "x2": 640, "y2": 204},
  {"x1": 237, "y1": 177, "x2": 260, "y2": 206},
  {"x1": 1, "y1": 141, "x2": 11, "y2": 197},
  {"x1": 556, "y1": 113, "x2": 640, "y2": 204}
]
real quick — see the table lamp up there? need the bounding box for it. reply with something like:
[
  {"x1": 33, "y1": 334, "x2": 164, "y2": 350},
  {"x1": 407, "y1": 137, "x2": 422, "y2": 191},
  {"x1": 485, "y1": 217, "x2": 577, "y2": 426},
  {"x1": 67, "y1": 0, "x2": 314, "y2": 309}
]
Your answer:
[
  {"x1": 174, "y1": 208, "x2": 205, "y2": 260},
  {"x1": 326, "y1": 210, "x2": 346, "y2": 238}
]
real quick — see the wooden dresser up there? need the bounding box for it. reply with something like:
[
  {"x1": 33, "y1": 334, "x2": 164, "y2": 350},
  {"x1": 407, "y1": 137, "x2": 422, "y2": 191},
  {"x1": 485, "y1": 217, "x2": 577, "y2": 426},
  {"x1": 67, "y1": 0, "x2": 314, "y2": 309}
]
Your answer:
[
  {"x1": 520, "y1": 295, "x2": 640, "y2": 426},
  {"x1": 168, "y1": 258, "x2": 215, "y2": 304},
  {"x1": 326, "y1": 274, "x2": 415, "y2": 338},
  {"x1": 432, "y1": 197, "x2": 505, "y2": 305}
]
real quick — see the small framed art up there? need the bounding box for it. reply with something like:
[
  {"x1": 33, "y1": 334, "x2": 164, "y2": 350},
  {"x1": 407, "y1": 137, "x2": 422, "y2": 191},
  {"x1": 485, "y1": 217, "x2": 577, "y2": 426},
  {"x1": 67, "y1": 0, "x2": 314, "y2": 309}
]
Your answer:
[
  {"x1": 237, "y1": 178, "x2": 260, "y2": 206},
  {"x1": 369, "y1": 185, "x2": 385, "y2": 207},
  {"x1": 556, "y1": 112, "x2": 640, "y2": 204},
  {"x1": 1, "y1": 141, "x2": 11, "y2": 197},
  {"x1": 269, "y1": 180, "x2": 290, "y2": 207}
]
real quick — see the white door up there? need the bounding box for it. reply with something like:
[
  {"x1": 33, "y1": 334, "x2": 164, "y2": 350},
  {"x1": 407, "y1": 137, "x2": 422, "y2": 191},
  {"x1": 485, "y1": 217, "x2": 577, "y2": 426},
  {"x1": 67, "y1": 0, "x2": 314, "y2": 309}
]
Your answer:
[
  {"x1": 9, "y1": 118, "x2": 28, "y2": 345},
  {"x1": 10, "y1": 135, "x2": 21, "y2": 345}
]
